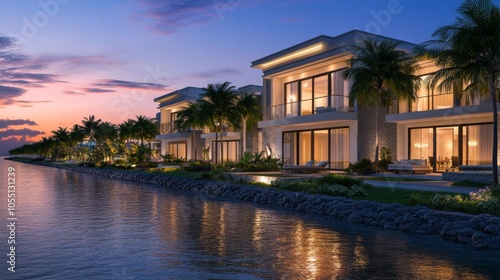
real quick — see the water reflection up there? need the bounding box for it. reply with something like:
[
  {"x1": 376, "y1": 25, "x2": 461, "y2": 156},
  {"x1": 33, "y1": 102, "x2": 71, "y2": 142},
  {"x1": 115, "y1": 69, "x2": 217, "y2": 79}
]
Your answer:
[{"x1": 0, "y1": 159, "x2": 498, "y2": 279}]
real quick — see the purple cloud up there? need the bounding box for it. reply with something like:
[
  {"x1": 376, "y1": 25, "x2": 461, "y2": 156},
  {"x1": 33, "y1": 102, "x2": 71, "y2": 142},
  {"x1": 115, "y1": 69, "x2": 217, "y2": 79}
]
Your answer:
[
  {"x1": 84, "y1": 87, "x2": 117, "y2": 93},
  {"x1": 0, "y1": 119, "x2": 38, "y2": 129},
  {"x1": 92, "y1": 79, "x2": 167, "y2": 90},
  {"x1": 63, "y1": 90, "x2": 84, "y2": 95},
  {"x1": 174, "y1": 67, "x2": 243, "y2": 81},
  {"x1": 0, "y1": 128, "x2": 45, "y2": 138}
]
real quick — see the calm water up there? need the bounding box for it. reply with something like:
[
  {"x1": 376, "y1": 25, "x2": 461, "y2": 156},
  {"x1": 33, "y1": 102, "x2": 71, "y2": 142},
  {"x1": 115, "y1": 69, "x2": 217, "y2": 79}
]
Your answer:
[{"x1": 0, "y1": 158, "x2": 499, "y2": 280}]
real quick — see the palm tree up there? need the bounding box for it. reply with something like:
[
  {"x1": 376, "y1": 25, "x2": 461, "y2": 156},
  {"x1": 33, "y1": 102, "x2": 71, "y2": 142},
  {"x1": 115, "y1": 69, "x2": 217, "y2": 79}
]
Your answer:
[
  {"x1": 133, "y1": 115, "x2": 159, "y2": 147},
  {"x1": 415, "y1": 0, "x2": 500, "y2": 190},
  {"x1": 96, "y1": 122, "x2": 118, "y2": 162},
  {"x1": 80, "y1": 115, "x2": 102, "y2": 162},
  {"x1": 175, "y1": 102, "x2": 204, "y2": 160},
  {"x1": 69, "y1": 125, "x2": 84, "y2": 160},
  {"x1": 344, "y1": 39, "x2": 420, "y2": 167},
  {"x1": 198, "y1": 82, "x2": 242, "y2": 165},
  {"x1": 236, "y1": 92, "x2": 261, "y2": 156},
  {"x1": 119, "y1": 119, "x2": 136, "y2": 147},
  {"x1": 51, "y1": 127, "x2": 70, "y2": 160}
]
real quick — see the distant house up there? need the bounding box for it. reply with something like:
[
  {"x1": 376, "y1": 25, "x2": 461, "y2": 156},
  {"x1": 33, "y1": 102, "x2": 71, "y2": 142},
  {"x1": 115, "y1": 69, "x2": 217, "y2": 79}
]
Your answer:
[
  {"x1": 251, "y1": 29, "x2": 497, "y2": 172},
  {"x1": 154, "y1": 85, "x2": 263, "y2": 162}
]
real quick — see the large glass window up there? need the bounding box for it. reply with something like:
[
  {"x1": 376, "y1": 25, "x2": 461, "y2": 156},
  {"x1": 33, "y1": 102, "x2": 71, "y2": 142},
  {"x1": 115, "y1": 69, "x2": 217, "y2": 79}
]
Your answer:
[
  {"x1": 283, "y1": 132, "x2": 298, "y2": 166},
  {"x1": 410, "y1": 128, "x2": 434, "y2": 165},
  {"x1": 212, "y1": 140, "x2": 239, "y2": 163},
  {"x1": 170, "y1": 112, "x2": 178, "y2": 133},
  {"x1": 285, "y1": 82, "x2": 299, "y2": 117},
  {"x1": 283, "y1": 127, "x2": 350, "y2": 169},
  {"x1": 464, "y1": 124, "x2": 493, "y2": 165},
  {"x1": 435, "y1": 127, "x2": 459, "y2": 172},
  {"x1": 313, "y1": 75, "x2": 328, "y2": 112},
  {"x1": 331, "y1": 71, "x2": 349, "y2": 110},
  {"x1": 168, "y1": 141, "x2": 187, "y2": 159},
  {"x1": 409, "y1": 123, "x2": 492, "y2": 172},
  {"x1": 300, "y1": 79, "x2": 313, "y2": 115},
  {"x1": 314, "y1": 130, "x2": 329, "y2": 162},
  {"x1": 401, "y1": 76, "x2": 454, "y2": 113},
  {"x1": 330, "y1": 128, "x2": 349, "y2": 169},
  {"x1": 299, "y1": 131, "x2": 312, "y2": 165},
  {"x1": 283, "y1": 69, "x2": 349, "y2": 117}
]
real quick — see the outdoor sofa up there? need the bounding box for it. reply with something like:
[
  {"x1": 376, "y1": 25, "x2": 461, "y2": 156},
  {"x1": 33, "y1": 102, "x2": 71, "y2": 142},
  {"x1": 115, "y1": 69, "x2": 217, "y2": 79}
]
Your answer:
[{"x1": 388, "y1": 159, "x2": 430, "y2": 174}]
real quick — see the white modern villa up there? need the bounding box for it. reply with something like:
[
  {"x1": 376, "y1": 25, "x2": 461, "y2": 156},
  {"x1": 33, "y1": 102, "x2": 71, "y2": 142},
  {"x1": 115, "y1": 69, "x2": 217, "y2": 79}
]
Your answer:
[
  {"x1": 154, "y1": 85, "x2": 263, "y2": 162},
  {"x1": 251, "y1": 30, "x2": 497, "y2": 172}
]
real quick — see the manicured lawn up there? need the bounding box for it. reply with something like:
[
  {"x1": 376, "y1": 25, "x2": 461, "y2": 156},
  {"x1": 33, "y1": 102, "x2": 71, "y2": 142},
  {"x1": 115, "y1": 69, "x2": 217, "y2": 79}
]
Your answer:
[
  {"x1": 451, "y1": 180, "x2": 490, "y2": 188},
  {"x1": 352, "y1": 187, "x2": 460, "y2": 205},
  {"x1": 362, "y1": 176, "x2": 433, "y2": 182}
]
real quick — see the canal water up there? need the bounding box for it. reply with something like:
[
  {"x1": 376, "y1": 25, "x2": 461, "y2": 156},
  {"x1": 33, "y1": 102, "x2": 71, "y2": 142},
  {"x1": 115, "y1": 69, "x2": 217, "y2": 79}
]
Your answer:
[{"x1": 0, "y1": 158, "x2": 499, "y2": 279}]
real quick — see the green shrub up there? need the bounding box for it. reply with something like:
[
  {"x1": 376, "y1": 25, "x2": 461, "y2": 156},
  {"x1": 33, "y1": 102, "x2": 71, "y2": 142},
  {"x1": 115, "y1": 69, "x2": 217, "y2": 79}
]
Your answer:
[
  {"x1": 378, "y1": 146, "x2": 393, "y2": 172},
  {"x1": 237, "y1": 152, "x2": 281, "y2": 172},
  {"x1": 345, "y1": 158, "x2": 376, "y2": 175},
  {"x1": 407, "y1": 188, "x2": 500, "y2": 216},
  {"x1": 182, "y1": 161, "x2": 213, "y2": 172},
  {"x1": 271, "y1": 176, "x2": 369, "y2": 197},
  {"x1": 318, "y1": 174, "x2": 370, "y2": 188}
]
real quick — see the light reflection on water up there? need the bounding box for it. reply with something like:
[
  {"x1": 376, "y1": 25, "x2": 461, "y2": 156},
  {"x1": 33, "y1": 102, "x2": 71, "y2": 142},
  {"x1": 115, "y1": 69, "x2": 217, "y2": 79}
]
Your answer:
[{"x1": 0, "y1": 159, "x2": 498, "y2": 279}]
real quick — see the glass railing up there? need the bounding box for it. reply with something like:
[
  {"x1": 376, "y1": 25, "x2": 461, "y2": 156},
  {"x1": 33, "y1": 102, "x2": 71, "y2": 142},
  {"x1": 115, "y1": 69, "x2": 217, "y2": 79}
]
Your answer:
[{"x1": 269, "y1": 96, "x2": 352, "y2": 120}]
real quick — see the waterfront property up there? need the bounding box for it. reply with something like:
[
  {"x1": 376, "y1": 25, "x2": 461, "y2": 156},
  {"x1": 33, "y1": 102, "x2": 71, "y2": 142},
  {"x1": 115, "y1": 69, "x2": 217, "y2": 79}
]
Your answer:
[
  {"x1": 154, "y1": 85, "x2": 263, "y2": 162},
  {"x1": 251, "y1": 30, "x2": 498, "y2": 173}
]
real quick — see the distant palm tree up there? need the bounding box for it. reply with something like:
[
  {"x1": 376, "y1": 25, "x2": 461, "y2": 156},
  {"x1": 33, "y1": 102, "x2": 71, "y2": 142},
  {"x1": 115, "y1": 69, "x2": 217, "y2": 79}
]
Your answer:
[
  {"x1": 133, "y1": 115, "x2": 159, "y2": 147},
  {"x1": 198, "y1": 82, "x2": 241, "y2": 165},
  {"x1": 69, "y1": 125, "x2": 85, "y2": 160},
  {"x1": 344, "y1": 39, "x2": 420, "y2": 166},
  {"x1": 80, "y1": 115, "x2": 102, "y2": 143},
  {"x1": 236, "y1": 92, "x2": 261, "y2": 155},
  {"x1": 80, "y1": 115, "x2": 102, "y2": 162},
  {"x1": 51, "y1": 127, "x2": 70, "y2": 160},
  {"x1": 119, "y1": 119, "x2": 136, "y2": 146},
  {"x1": 415, "y1": 0, "x2": 500, "y2": 190},
  {"x1": 96, "y1": 122, "x2": 118, "y2": 162}
]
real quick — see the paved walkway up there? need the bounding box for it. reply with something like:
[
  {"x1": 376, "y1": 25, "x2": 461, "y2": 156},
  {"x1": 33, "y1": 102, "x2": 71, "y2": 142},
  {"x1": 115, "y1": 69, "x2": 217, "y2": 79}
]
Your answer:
[{"x1": 362, "y1": 173, "x2": 481, "y2": 194}]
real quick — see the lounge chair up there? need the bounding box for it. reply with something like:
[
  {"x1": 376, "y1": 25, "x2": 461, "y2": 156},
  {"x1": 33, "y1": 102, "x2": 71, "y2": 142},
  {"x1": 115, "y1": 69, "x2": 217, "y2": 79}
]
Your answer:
[{"x1": 282, "y1": 160, "x2": 329, "y2": 173}]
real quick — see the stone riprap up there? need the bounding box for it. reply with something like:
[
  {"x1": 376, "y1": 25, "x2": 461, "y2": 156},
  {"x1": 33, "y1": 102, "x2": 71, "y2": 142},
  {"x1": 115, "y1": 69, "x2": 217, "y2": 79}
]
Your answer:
[{"x1": 46, "y1": 164, "x2": 500, "y2": 250}]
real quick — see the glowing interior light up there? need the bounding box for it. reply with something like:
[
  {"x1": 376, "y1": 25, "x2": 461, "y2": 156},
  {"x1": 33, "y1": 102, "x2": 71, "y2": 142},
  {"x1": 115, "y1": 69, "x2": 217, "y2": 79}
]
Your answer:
[{"x1": 468, "y1": 141, "x2": 478, "y2": 147}]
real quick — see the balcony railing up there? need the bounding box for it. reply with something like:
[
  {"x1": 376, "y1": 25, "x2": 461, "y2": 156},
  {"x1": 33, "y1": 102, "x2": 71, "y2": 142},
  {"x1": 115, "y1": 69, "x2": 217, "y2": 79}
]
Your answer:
[
  {"x1": 159, "y1": 123, "x2": 238, "y2": 134},
  {"x1": 269, "y1": 96, "x2": 352, "y2": 120}
]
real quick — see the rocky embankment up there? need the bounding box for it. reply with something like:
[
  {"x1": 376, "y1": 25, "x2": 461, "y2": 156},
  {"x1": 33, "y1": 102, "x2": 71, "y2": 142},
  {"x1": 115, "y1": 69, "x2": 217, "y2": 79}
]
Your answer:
[{"x1": 25, "y1": 162, "x2": 500, "y2": 249}]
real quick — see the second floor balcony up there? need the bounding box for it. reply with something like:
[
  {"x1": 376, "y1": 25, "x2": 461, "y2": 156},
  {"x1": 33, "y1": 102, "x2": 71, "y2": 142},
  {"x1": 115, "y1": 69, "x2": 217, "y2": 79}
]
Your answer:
[{"x1": 270, "y1": 95, "x2": 353, "y2": 120}]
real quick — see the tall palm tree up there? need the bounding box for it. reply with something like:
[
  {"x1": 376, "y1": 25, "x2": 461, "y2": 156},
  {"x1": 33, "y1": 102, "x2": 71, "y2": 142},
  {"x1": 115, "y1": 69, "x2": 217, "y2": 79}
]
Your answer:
[
  {"x1": 80, "y1": 115, "x2": 102, "y2": 162},
  {"x1": 344, "y1": 39, "x2": 420, "y2": 167},
  {"x1": 80, "y1": 115, "x2": 102, "y2": 143},
  {"x1": 175, "y1": 102, "x2": 204, "y2": 160},
  {"x1": 96, "y1": 122, "x2": 118, "y2": 162},
  {"x1": 69, "y1": 125, "x2": 85, "y2": 160},
  {"x1": 133, "y1": 115, "x2": 159, "y2": 147},
  {"x1": 198, "y1": 82, "x2": 242, "y2": 165},
  {"x1": 119, "y1": 119, "x2": 136, "y2": 146},
  {"x1": 236, "y1": 92, "x2": 261, "y2": 155},
  {"x1": 416, "y1": 0, "x2": 500, "y2": 190},
  {"x1": 51, "y1": 127, "x2": 70, "y2": 160}
]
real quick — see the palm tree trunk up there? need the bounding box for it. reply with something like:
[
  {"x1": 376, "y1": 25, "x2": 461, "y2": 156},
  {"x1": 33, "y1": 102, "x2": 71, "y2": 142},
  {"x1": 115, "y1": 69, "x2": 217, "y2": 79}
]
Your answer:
[
  {"x1": 374, "y1": 102, "x2": 380, "y2": 170},
  {"x1": 241, "y1": 118, "x2": 247, "y2": 159},
  {"x1": 220, "y1": 124, "x2": 224, "y2": 166},
  {"x1": 489, "y1": 74, "x2": 499, "y2": 190}
]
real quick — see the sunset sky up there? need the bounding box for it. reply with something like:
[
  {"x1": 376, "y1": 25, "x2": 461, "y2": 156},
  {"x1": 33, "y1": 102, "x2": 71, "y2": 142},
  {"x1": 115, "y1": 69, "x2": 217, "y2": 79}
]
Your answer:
[{"x1": 1, "y1": 0, "x2": 495, "y2": 155}]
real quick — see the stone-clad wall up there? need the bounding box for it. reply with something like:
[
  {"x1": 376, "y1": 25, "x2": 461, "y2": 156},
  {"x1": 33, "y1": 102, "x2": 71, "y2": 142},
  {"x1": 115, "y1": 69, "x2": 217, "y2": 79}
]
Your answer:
[
  {"x1": 54, "y1": 164, "x2": 500, "y2": 250},
  {"x1": 357, "y1": 104, "x2": 397, "y2": 161}
]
